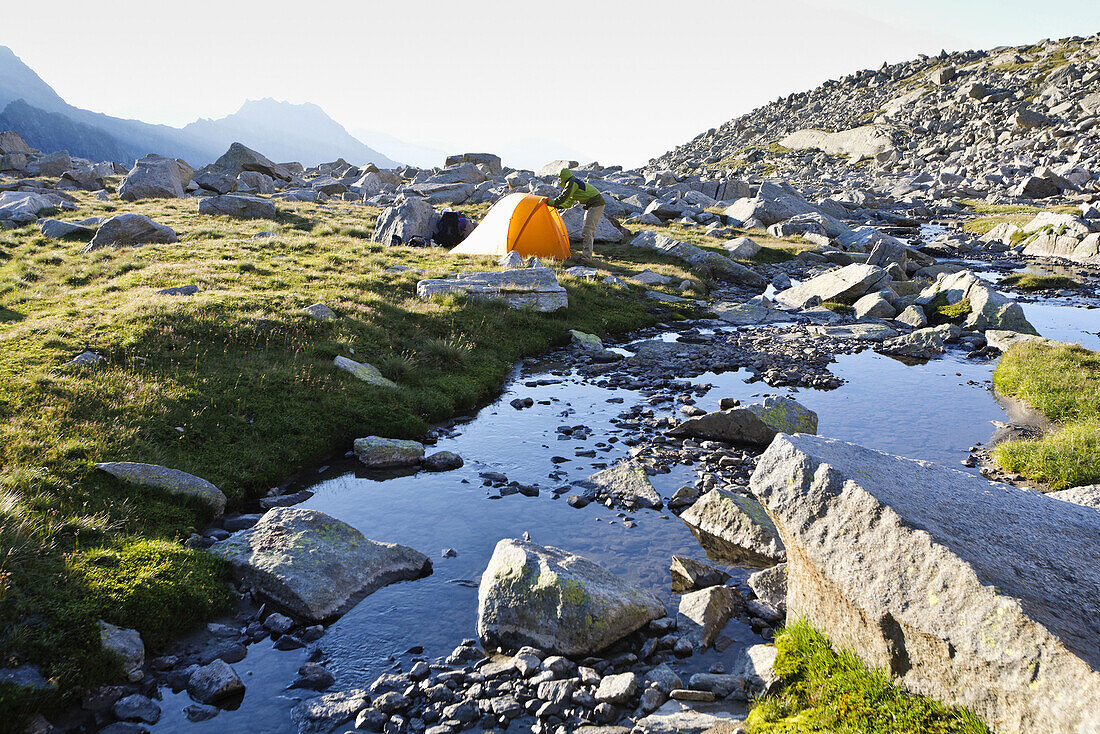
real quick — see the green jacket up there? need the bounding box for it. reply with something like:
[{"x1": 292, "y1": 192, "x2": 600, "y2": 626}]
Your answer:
[{"x1": 549, "y1": 177, "x2": 606, "y2": 209}]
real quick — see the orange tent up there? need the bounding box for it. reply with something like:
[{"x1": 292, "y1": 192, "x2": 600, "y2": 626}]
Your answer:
[{"x1": 449, "y1": 193, "x2": 570, "y2": 260}]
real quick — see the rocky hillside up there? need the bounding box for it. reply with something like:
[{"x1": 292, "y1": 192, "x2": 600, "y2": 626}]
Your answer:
[{"x1": 650, "y1": 33, "x2": 1100, "y2": 202}]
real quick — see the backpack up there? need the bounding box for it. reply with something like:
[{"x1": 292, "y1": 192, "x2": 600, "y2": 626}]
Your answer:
[{"x1": 434, "y1": 211, "x2": 468, "y2": 246}]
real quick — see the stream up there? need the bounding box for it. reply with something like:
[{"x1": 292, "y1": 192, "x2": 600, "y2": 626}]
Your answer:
[{"x1": 146, "y1": 260, "x2": 1099, "y2": 734}]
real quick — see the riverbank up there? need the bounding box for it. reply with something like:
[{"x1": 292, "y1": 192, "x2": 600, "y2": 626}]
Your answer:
[{"x1": 0, "y1": 191, "x2": 709, "y2": 722}]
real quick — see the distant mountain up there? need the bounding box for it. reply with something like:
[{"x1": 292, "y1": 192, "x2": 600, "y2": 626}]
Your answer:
[
  {"x1": 185, "y1": 99, "x2": 397, "y2": 168},
  {"x1": 0, "y1": 46, "x2": 398, "y2": 168}
]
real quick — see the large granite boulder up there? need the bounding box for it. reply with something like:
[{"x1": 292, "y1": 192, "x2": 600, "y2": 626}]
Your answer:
[
  {"x1": 95, "y1": 462, "x2": 226, "y2": 514},
  {"x1": 119, "y1": 155, "x2": 189, "y2": 200},
  {"x1": 679, "y1": 490, "x2": 785, "y2": 566},
  {"x1": 83, "y1": 214, "x2": 177, "y2": 252},
  {"x1": 915, "y1": 270, "x2": 1037, "y2": 334},
  {"x1": 477, "y1": 538, "x2": 666, "y2": 656},
  {"x1": 631, "y1": 230, "x2": 766, "y2": 289},
  {"x1": 750, "y1": 433, "x2": 1100, "y2": 734},
  {"x1": 445, "y1": 153, "x2": 503, "y2": 175},
  {"x1": 416, "y1": 268, "x2": 568, "y2": 312},
  {"x1": 212, "y1": 142, "x2": 292, "y2": 181},
  {"x1": 372, "y1": 196, "x2": 439, "y2": 246},
  {"x1": 780, "y1": 125, "x2": 897, "y2": 160},
  {"x1": 560, "y1": 206, "x2": 625, "y2": 243},
  {"x1": 198, "y1": 194, "x2": 276, "y2": 220},
  {"x1": 0, "y1": 191, "x2": 74, "y2": 224},
  {"x1": 775, "y1": 263, "x2": 890, "y2": 308},
  {"x1": 211, "y1": 507, "x2": 431, "y2": 621},
  {"x1": 743, "y1": 396, "x2": 817, "y2": 435},
  {"x1": 582, "y1": 460, "x2": 663, "y2": 509}
]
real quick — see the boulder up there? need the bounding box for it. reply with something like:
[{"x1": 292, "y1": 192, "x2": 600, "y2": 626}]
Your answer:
[
  {"x1": 667, "y1": 408, "x2": 776, "y2": 445},
  {"x1": 894, "y1": 304, "x2": 928, "y2": 328},
  {"x1": 677, "y1": 585, "x2": 743, "y2": 649},
  {"x1": 95, "y1": 462, "x2": 226, "y2": 514},
  {"x1": 670, "y1": 556, "x2": 731, "y2": 593},
  {"x1": 569, "y1": 330, "x2": 603, "y2": 351},
  {"x1": 213, "y1": 142, "x2": 292, "y2": 181},
  {"x1": 119, "y1": 155, "x2": 187, "y2": 200},
  {"x1": 238, "y1": 171, "x2": 276, "y2": 194},
  {"x1": 187, "y1": 659, "x2": 245, "y2": 704},
  {"x1": 353, "y1": 436, "x2": 424, "y2": 468},
  {"x1": 631, "y1": 230, "x2": 766, "y2": 289},
  {"x1": 878, "y1": 323, "x2": 960, "y2": 360},
  {"x1": 0, "y1": 130, "x2": 33, "y2": 155},
  {"x1": 198, "y1": 194, "x2": 276, "y2": 220},
  {"x1": 476, "y1": 538, "x2": 665, "y2": 656},
  {"x1": 582, "y1": 460, "x2": 663, "y2": 509},
  {"x1": 416, "y1": 268, "x2": 568, "y2": 312},
  {"x1": 99, "y1": 621, "x2": 144, "y2": 678},
  {"x1": 747, "y1": 563, "x2": 787, "y2": 616},
  {"x1": 292, "y1": 689, "x2": 371, "y2": 734},
  {"x1": 211, "y1": 507, "x2": 431, "y2": 621},
  {"x1": 1015, "y1": 175, "x2": 1060, "y2": 199},
  {"x1": 780, "y1": 125, "x2": 897, "y2": 160},
  {"x1": 916, "y1": 271, "x2": 1036, "y2": 334},
  {"x1": 750, "y1": 433, "x2": 1100, "y2": 734},
  {"x1": 853, "y1": 292, "x2": 897, "y2": 320},
  {"x1": 775, "y1": 263, "x2": 890, "y2": 308},
  {"x1": 679, "y1": 489, "x2": 785, "y2": 565},
  {"x1": 371, "y1": 196, "x2": 439, "y2": 246},
  {"x1": 559, "y1": 206, "x2": 625, "y2": 243},
  {"x1": 538, "y1": 159, "x2": 580, "y2": 176},
  {"x1": 333, "y1": 357, "x2": 398, "y2": 389},
  {"x1": 36, "y1": 150, "x2": 72, "y2": 177},
  {"x1": 743, "y1": 396, "x2": 818, "y2": 435},
  {"x1": 1022, "y1": 231, "x2": 1100, "y2": 266},
  {"x1": 806, "y1": 323, "x2": 898, "y2": 341},
  {"x1": 445, "y1": 153, "x2": 503, "y2": 175},
  {"x1": 40, "y1": 218, "x2": 95, "y2": 241},
  {"x1": 722, "y1": 237, "x2": 761, "y2": 259},
  {"x1": 595, "y1": 672, "x2": 638, "y2": 705},
  {"x1": 423, "y1": 451, "x2": 463, "y2": 472},
  {"x1": 426, "y1": 162, "x2": 489, "y2": 185},
  {"x1": 194, "y1": 170, "x2": 239, "y2": 194},
  {"x1": 112, "y1": 694, "x2": 160, "y2": 724},
  {"x1": 0, "y1": 191, "x2": 74, "y2": 224},
  {"x1": 83, "y1": 214, "x2": 177, "y2": 252},
  {"x1": 633, "y1": 701, "x2": 741, "y2": 734}
]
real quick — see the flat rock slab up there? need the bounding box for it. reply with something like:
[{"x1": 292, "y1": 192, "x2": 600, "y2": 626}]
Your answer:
[
  {"x1": 807, "y1": 323, "x2": 899, "y2": 342},
  {"x1": 477, "y1": 538, "x2": 666, "y2": 657},
  {"x1": 334, "y1": 357, "x2": 398, "y2": 389},
  {"x1": 417, "y1": 267, "x2": 568, "y2": 312},
  {"x1": 712, "y1": 302, "x2": 790, "y2": 325},
  {"x1": 291, "y1": 688, "x2": 370, "y2": 734},
  {"x1": 679, "y1": 489, "x2": 785, "y2": 566},
  {"x1": 95, "y1": 462, "x2": 226, "y2": 514},
  {"x1": 775, "y1": 263, "x2": 889, "y2": 308},
  {"x1": 634, "y1": 700, "x2": 744, "y2": 734},
  {"x1": 751, "y1": 433, "x2": 1100, "y2": 734},
  {"x1": 354, "y1": 436, "x2": 424, "y2": 468},
  {"x1": 211, "y1": 507, "x2": 431, "y2": 622},
  {"x1": 583, "y1": 460, "x2": 663, "y2": 509},
  {"x1": 198, "y1": 194, "x2": 276, "y2": 220}
]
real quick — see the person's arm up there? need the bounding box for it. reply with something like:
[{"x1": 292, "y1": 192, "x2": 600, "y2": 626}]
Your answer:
[{"x1": 549, "y1": 179, "x2": 578, "y2": 208}]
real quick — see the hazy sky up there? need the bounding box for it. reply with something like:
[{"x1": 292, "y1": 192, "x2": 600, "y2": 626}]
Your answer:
[{"x1": 3, "y1": 0, "x2": 1100, "y2": 168}]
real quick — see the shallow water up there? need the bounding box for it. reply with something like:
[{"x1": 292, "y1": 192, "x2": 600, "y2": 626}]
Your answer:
[{"x1": 149, "y1": 267, "x2": 1099, "y2": 734}]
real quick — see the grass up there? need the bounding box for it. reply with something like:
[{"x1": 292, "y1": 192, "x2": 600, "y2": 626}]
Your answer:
[
  {"x1": 924, "y1": 294, "x2": 970, "y2": 325},
  {"x1": 821, "y1": 301, "x2": 854, "y2": 315},
  {"x1": 744, "y1": 620, "x2": 990, "y2": 734},
  {"x1": 992, "y1": 341, "x2": 1100, "y2": 489},
  {"x1": 999, "y1": 273, "x2": 1080, "y2": 291},
  {"x1": 0, "y1": 191, "x2": 710, "y2": 723}
]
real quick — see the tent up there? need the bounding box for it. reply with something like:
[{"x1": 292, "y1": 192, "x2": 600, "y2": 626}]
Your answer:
[{"x1": 449, "y1": 193, "x2": 570, "y2": 259}]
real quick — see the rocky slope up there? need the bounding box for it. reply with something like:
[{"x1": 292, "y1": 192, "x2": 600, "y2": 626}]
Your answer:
[{"x1": 650, "y1": 33, "x2": 1100, "y2": 204}]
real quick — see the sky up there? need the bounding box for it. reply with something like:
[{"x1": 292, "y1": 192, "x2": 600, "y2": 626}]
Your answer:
[{"x1": 3, "y1": 0, "x2": 1100, "y2": 169}]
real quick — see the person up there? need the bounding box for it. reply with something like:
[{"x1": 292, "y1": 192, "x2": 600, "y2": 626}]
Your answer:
[{"x1": 547, "y1": 168, "x2": 606, "y2": 259}]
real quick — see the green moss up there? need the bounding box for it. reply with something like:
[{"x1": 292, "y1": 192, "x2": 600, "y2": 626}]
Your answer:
[
  {"x1": 992, "y1": 342, "x2": 1100, "y2": 489},
  {"x1": 744, "y1": 620, "x2": 990, "y2": 734},
  {"x1": 924, "y1": 294, "x2": 970, "y2": 325},
  {"x1": 1000, "y1": 273, "x2": 1080, "y2": 292}
]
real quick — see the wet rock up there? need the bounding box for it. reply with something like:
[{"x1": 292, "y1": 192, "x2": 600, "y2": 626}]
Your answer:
[
  {"x1": 666, "y1": 408, "x2": 775, "y2": 446},
  {"x1": 751, "y1": 433, "x2": 1100, "y2": 734},
  {"x1": 183, "y1": 703, "x2": 219, "y2": 722},
  {"x1": 477, "y1": 538, "x2": 666, "y2": 656},
  {"x1": 878, "y1": 323, "x2": 960, "y2": 360},
  {"x1": 99, "y1": 621, "x2": 144, "y2": 678},
  {"x1": 353, "y1": 436, "x2": 425, "y2": 468},
  {"x1": 583, "y1": 460, "x2": 663, "y2": 510},
  {"x1": 198, "y1": 194, "x2": 276, "y2": 220},
  {"x1": 291, "y1": 688, "x2": 371, "y2": 734},
  {"x1": 112, "y1": 694, "x2": 160, "y2": 724},
  {"x1": 187, "y1": 659, "x2": 245, "y2": 704},
  {"x1": 423, "y1": 451, "x2": 464, "y2": 472},
  {"x1": 670, "y1": 556, "x2": 730, "y2": 593},
  {"x1": 263, "y1": 612, "x2": 295, "y2": 635},
  {"x1": 743, "y1": 396, "x2": 817, "y2": 435},
  {"x1": 211, "y1": 507, "x2": 431, "y2": 622},
  {"x1": 334, "y1": 357, "x2": 399, "y2": 389},
  {"x1": 595, "y1": 672, "x2": 638, "y2": 704},
  {"x1": 84, "y1": 214, "x2": 178, "y2": 252},
  {"x1": 680, "y1": 490, "x2": 785, "y2": 565},
  {"x1": 677, "y1": 585, "x2": 744, "y2": 649},
  {"x1": 775, "y1": 263, "x2": 889, "y2": 308},
  {"x1": 95, "y1": 462, "x2": 226, "y2": 514}
]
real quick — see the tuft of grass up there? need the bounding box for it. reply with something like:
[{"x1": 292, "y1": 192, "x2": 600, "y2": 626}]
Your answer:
[
  {"x1": 744, "y1": 620, "x2": 991, "y2": 734},
  {"x1": 992, "y1": 342, "x2": 1100, "y2": 489},
  {"x1": 924, "y1": 294, "x2": 970, "y2": 325},
  {"x1": 1000, "y1": 273, "x2": 1080, "y2": 292},
  {"x1": 820, "y1": 301, "x2": 854, "y2": 315}
]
